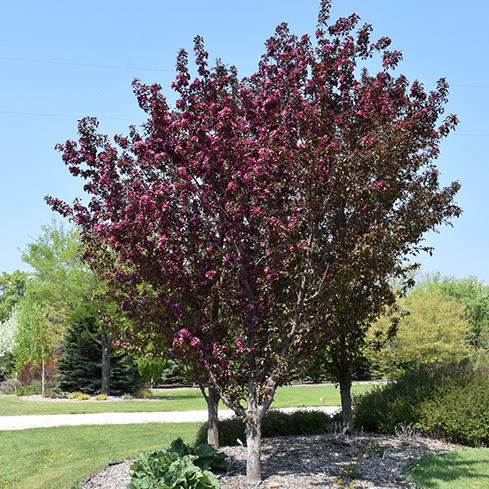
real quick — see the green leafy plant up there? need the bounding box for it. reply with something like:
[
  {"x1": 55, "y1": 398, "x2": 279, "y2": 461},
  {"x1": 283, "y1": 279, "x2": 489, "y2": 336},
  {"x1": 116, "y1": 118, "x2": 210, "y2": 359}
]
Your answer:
[
  {"x1": 76, "y1": 394, "x2": 90, "y2": 401},
  {"x1": 168, "y1": 438, "x2": 229, "y2": 472},
  {"x1": 95, "y1": 394, "x2": 107, "y2": 401},
  {"x1": 334, "y1": 478, "x2": 356, "y2": 489},
  {"x1": 127, "y1": 446, "x2": 220, "y2": 489},
  {"x1": 341, "y1": 454, "x2": 363, "y2": 479}
]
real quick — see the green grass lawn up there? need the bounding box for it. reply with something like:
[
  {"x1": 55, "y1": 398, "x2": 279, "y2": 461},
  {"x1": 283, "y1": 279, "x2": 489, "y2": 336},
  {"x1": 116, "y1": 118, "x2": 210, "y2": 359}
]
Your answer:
[
  {"x1": 0, "y1": 422, "x2": 199, "y2": 489},
  {"x1": 270, "y1": 383, "x2": 372, "y2": 408},
  {"x1": 404, "y1": 448, "x2": 489, "y2": 489},
  {"x1": 0, "y1": 383, "x2": 375, "y2": 416},
  {"x1": 1, "y1": 382, "x2": 489, "y2": 489}
]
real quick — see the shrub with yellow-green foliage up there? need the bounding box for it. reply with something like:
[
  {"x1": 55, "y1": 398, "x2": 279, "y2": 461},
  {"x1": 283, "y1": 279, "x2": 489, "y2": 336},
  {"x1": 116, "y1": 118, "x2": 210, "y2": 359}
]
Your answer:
[
  {"x1": 134, "y1": 388, "x2": 154, "y2": 399},
  {"x1": 76, "y1": 394, "x2": 90, "y2": 401},
  {"x1": 95, "y1": 394, "x2": 108, "y2": 401},
  {"x1": 67, "y1": 391, "x2": 84, "y2": 399}
]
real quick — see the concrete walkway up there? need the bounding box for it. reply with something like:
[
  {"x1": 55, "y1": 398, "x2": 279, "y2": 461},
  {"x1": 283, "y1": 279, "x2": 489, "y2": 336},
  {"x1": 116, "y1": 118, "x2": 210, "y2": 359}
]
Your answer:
[{"x1": 0, "y1": 406, "x2": 341, "y2": 431}]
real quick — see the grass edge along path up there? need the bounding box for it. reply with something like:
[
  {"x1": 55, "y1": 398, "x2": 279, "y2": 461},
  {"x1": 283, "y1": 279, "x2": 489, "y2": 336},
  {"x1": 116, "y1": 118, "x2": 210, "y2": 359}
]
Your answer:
[
  {"x1": 0, "y1": 422, "x2": 199, "y2": 489},
  {"x1": 0, "y1": 383, "x2": 374, "y2": 417}
]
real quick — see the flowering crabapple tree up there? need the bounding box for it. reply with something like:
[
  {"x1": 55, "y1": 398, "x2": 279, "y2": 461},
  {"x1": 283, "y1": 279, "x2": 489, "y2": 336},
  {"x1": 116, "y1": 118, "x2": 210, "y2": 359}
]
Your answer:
[{"x1": 47, "y1": 1, "x2": 461, "y2": 482}]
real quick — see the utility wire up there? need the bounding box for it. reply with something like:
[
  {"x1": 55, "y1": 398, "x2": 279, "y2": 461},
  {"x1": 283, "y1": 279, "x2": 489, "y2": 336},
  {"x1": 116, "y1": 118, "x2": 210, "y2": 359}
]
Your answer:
[
  {"x1": 3, "y1": 56, "x2": 489, "y2": 88},
  {"x1": 1, "y1": 110, "x2": 487, "y2": 136},
  {"x1": 0, "y1": 110, "x2": 144, "y2": 122},
  {"x1": 0, "y1": 56, "x2": 174, "y2": 73}
]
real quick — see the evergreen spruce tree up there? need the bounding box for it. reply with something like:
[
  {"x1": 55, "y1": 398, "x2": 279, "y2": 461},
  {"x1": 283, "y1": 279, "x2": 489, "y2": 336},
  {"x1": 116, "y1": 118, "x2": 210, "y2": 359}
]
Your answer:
[
  {"x1": 57, "y1": 316, "x2": 142, "y2": 395},
  {"x1": 110, "y1": 348, "x2": 143, "y2": 395}
]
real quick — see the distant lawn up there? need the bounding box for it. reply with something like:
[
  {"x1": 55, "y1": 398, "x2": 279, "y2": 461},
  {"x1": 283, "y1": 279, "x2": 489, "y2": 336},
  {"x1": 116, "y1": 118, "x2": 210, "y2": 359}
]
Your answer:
[
  {"x1": 270, "y1": 383, "x2": 373, "y2": 408},
  {"x1": 0, "y1": 422, "x2": 199, "y2": 489},
  {"x1": 0, "y1": 391, "x2": 208, "y2": 416},
  {"x1": 0, "y1": 383, "x2": 376, "y2": 416}
]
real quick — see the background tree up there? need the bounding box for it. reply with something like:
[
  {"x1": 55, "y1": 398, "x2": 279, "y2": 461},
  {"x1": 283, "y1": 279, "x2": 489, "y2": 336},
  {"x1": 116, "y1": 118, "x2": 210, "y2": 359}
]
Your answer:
[
  {"x1": 21, "y1": 221, "x2": 115, "y2": 394},
  {"x1": 57, "y1": 315, "x2": 142, "y2": 395},
  {"x1": 12, "y1": 296, "x2": 52, "y2": 394},
  {"x1": 439, "y1": 276, "x2": 489, "y2": 349},
  {"x1": 0, "y1": 310, "x2": 19, "y2": 380},
  {"x1": 137, "y1": 355, "x2": 167, "y2": 388},
  {"x1": 0, "y1": 271, "x2": 27, "y2": 323},
  {"x1": 47, "y1": 1, "x2": 461, "y2": 481},
  {"x1": 370, "y1": 288, "x2": 471, "y2": 372},
  {"x1": 316, "y1": 286, "x2": 405, "y2": 432}
]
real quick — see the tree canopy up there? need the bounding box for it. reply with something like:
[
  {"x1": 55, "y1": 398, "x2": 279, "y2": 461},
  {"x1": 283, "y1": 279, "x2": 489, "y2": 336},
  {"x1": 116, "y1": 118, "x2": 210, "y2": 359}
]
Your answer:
[
  {"x1": 47, "y1": 1, "x2": 461, "y2": 481},
  {"x1": 0, "y1": 270, "x2": 27, "y2": 323},
  {"x1": 370, "y1": 288, "x2": 471, "y2": 371}
]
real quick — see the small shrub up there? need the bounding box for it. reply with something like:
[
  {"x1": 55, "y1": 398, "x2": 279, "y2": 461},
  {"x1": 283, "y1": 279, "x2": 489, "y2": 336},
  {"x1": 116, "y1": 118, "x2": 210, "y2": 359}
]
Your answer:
[
  {"x1": 195, "y1": 409, "x2": 336, "y2": 446},
  {"x1": 77, "y1": 394, "x2": 90, "y2": 401},
  {"x1": 353, "y1": 365, "x2": 489, "y2": 447},
  {"x1": 18, "y1": 359, "x2": 59, "y2": 385},
  {"x1": 353, "y1": 367, "x2": 438, "y2": 433},
  {"x1": 134, "y1": 388, "x2": 154, "y2": 399},
  {"x1": 262, "y1": 409, "x2": 332, "y2": 437},
  {"x1": 122, "y1": 393, "x2": 133, "y2": 399},
  {"x1": 416, "y1": 369, "x2": 489, "y2": 446},
  {"x1": 95, "y1": 394, "x2": 108, "y2": 401},
  {"x1": 42, "y1": 389, "x2": 57, "y2": 399},
  {"x1": 15, "y1": 382, "x2": 42, "y2": 396},
  {"x1": 68, "y1": 391, "x2": 84, "y2": 399},
  {"x1": 0, "y1": 377, "x2": 22, "y2": 394}
]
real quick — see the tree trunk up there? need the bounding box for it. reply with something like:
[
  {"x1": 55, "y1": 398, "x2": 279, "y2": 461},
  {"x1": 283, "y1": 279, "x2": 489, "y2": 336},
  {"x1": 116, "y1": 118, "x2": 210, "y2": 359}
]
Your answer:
[
  {"x1": 41, "y1": 352, "x2": 45, "y2": 396},
  {"x1": 101, "y1": 331, "x2": 111, "y2": 395},
  {"x1": 334, "y1": 358, "x2": 354, "y2": 434},
  {"x1": 245, "y1": 414, "x2": 262, "y2": 484},
  {"x1": 339, "y1": 376, "x2": 354, "y2": 434},
  {"x1": 206, "y1": 387, "x2": 220, "y2": 448}
]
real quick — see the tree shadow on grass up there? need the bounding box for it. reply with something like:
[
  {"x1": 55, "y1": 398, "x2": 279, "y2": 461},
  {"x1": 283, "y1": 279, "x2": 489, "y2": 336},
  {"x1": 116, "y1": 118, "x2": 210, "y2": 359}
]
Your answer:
[{"x1": 405, "y1": 450, "x2": 489, "y2": 488}]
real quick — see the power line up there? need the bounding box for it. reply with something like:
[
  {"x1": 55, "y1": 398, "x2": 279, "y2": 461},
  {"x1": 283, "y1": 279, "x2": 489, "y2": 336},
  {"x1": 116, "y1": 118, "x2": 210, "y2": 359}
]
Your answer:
[
  {"x1": 1, "y1": 110, "x2": 487, "y2": 135},
  {"x1": 3, "y1": 56, "x2": 489, "y2": 88},
  {"x1": 0, "y1": 110, "x2": 144, "y2": 122},
  {"x1": 0, "y1": 56, "x2": 174, "y2": 73}
]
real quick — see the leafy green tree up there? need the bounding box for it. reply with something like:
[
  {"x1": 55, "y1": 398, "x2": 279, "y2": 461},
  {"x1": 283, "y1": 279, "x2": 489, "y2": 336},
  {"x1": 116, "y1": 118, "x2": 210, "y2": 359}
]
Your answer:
[
  {"x1": 13, "y1": 296, "x2": 53, "y2": 394},
  {"x1": 439, "y1": 276, "x2": 489, "y2": 349},
  {"x1": 137, "y1": 355, "x2": 167, "y2": 387},
  {"x1": 0, "y1": 271, "x2": 27, "y2": 323},
  {"x1": 370, "y1": 289, "x2": 471, "y2": 371},
  {"x1": 21, "y1": 221, "x2": 116, "y2": 394},
  {"x1": 0, "y1": 310, "x2": 19, "y2": 379},
  {"x1": 407, "y1": 274, "x2": 489, "y2": 349},
  {"x1": 21, "y1": 220, "x2": 94, "y2": 318}
]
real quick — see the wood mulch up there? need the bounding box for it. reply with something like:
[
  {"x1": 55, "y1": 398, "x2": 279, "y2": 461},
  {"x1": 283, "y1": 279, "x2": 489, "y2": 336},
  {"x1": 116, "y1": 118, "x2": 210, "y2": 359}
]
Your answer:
[{"x1": 81, "y1": 432, "x2": 459, "y2": 488}]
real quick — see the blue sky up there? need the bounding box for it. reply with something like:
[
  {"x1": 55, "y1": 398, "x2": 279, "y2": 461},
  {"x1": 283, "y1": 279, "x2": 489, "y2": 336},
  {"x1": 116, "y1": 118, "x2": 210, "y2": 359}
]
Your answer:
[{"x1": 1, "y1": 1, "x2": 488, "y2": 284}]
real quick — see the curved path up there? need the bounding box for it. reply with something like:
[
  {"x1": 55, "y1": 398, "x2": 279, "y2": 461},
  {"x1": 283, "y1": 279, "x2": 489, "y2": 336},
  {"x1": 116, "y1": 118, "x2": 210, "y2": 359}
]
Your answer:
[{"x1": 0, "y1": 406, "x2": 340, "y2": 431}]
